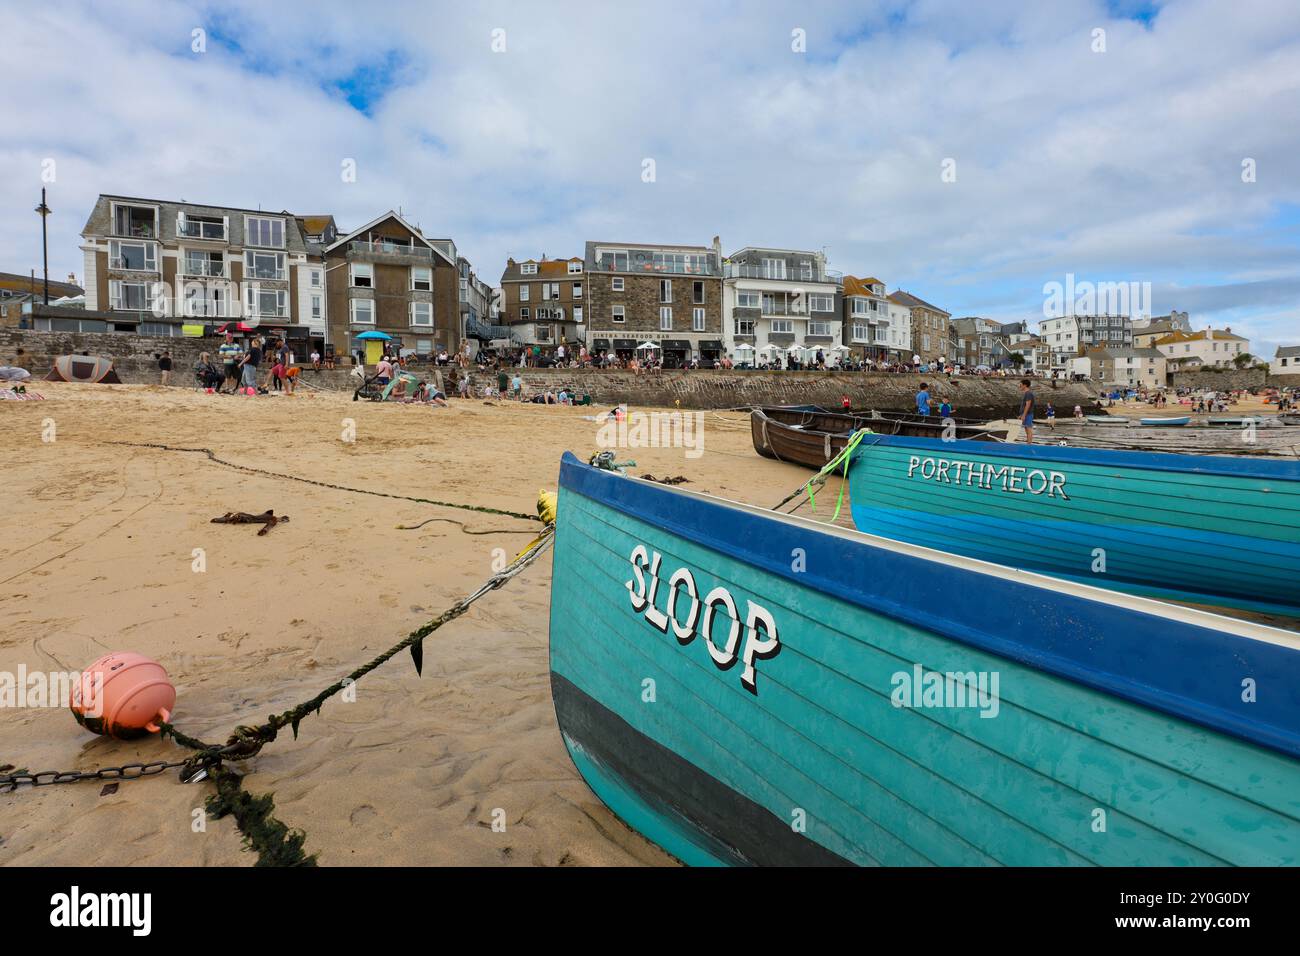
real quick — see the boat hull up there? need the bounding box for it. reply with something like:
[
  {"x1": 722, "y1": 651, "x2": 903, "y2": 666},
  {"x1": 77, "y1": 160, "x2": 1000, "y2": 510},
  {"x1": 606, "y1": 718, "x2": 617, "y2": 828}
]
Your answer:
[
  {"x1": 848, "y1": 435, "x2": 1300, "y2": 617},
  {"x1": 550, "y1": 452, "x2": 1300, "y2": 866},
  {"x1": 751, "y1": 408, "x2": 1001, "y2": 470}
]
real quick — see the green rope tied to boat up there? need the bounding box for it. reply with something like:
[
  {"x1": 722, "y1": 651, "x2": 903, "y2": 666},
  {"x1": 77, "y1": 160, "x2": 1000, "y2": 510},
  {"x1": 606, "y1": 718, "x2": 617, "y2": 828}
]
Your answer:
[{"x1": 806, "y1": 429, "x2": 872, "y2": 522}]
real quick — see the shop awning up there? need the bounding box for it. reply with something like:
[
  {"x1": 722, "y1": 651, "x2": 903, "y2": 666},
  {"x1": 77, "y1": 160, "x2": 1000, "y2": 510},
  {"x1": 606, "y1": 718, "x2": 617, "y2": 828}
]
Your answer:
[
  {"x1": 613, "y1": 339, "x2": 636, "y2": 349},
  {"x1": 698, "y1": 340, "x2": 724, "y2": 350},
  {"x1": 661, "y1": 339, "x2": 691, "y2": 349},
  {"x1": 592, "y1": 339, "x2": 611, "y2": 350}
]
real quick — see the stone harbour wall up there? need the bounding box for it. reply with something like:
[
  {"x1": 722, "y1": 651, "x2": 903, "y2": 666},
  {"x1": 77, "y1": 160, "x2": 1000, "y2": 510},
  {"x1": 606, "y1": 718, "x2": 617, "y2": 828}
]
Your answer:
[
  {"x1": 1169, "y1": 368, "x2": 1269, "y2": 390},
  {"x1": 455, "y1": 367, "x2": 1102, "y2": 417},
  {"x1": 4, "y1": 328, "x2": 1101, "y2": 414}
]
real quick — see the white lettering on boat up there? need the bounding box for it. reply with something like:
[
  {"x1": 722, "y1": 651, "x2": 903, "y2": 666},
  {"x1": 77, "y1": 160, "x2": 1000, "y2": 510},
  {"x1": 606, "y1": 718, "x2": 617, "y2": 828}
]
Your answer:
[
  {"x1": 626, "y1": 545, "x2": 780, "y2": 694},
  {"x1": 906, "y1": 455, "x2": 1069, "y2": 499}
]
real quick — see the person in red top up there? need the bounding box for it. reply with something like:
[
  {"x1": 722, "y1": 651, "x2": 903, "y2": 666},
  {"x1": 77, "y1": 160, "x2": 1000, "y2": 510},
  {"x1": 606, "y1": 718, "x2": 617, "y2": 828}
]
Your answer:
[{"x1": 841, "y1": 394, "x2": 851, "y2": 410}]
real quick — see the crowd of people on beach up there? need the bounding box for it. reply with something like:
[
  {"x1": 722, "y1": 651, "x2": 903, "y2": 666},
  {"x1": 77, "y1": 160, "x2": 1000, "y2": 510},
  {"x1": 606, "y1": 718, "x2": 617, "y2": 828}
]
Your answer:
[
  {"x1": 186, "y1": 332, "x2": 302, "y2": 396},
  {"x1": 483, "y1": 342, "x2": 1050, "y2": 377}
]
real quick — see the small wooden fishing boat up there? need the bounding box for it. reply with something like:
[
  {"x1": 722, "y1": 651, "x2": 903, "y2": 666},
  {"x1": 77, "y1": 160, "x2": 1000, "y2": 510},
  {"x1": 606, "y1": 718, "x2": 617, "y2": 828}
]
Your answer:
[
  {"x1": 1086, "y1": 415, "x2": 1128, "y2": 424},
  {"x1": 550, "y1": 451, "x2": 1300, "y2": 865},
  {"x1": 751, "y1": 407, "x2": 1003, "y2": 470},
  {"x1": 848, "y1": 435, "x2": 1300, "y2": 617},
  {"x1": 1207, "y1": 416, "x2": 1261, "y2": 427},
  {"x1": 1139, "y1": 416, "x2": 1190, "y2": 427}
]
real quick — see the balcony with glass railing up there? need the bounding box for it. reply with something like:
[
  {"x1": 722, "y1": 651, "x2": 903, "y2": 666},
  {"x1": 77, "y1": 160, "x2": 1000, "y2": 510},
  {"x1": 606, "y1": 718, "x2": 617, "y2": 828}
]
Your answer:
[
  {"x1": 591, "y1": 253, "x2": 720, "y2": 276},
  {"x1": 178, "y1": 218, "x2": 228, "y2": 241},
  {"x1": 348, "y1": 240, "x2": 434, "y2": 263},
  {"x1": 178, "y1": 297, "x2": 227, "y2": 318},
  {"x1": 109, "y1": 255, "x2": 159, "y2": 273},
  {"x1": 180, "y1": 258, "x2": 226, "y2": 278},
  {"x1": 724, "y1": 263, "x2": 843, "y2": 283}
]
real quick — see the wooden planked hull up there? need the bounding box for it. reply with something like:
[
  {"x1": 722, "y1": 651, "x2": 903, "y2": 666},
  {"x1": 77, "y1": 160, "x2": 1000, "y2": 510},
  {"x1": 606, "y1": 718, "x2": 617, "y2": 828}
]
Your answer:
[
  {"x1": 549, "y1": 452, "x2": 1300, "y2": 865},
  {"x1": 751, "y1": 408, "x2": 1002, "y2": 470},
  {"x1": 1038, "y1": 421, "x2": 1300, "y2": 457},
  {"x1": 848, "y1": 435, "x2": 1300, "y2": 617}
]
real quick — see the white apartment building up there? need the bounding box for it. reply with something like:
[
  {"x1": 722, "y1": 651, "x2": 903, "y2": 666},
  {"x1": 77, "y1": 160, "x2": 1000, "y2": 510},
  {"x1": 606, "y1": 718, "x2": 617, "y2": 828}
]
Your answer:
[
  {"x1": 1153, "y1": 328, "x2": 1251, "y2": 370},
  {"x1": 723, "y1": 247, "x2": 842, "y2": 364}
]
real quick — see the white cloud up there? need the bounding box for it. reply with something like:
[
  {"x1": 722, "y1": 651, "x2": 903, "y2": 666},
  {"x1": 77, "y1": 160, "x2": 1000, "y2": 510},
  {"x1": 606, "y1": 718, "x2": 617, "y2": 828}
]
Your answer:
[{"x1": 1, "y1": 0, "x2": 1297, "y2": 354}]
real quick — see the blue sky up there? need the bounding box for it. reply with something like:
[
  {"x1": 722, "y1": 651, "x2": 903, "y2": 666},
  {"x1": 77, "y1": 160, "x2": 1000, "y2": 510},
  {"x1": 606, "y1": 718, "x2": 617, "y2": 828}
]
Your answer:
[{"x1": 1, "y1": 0, "x2": 1297, "y2": 355}]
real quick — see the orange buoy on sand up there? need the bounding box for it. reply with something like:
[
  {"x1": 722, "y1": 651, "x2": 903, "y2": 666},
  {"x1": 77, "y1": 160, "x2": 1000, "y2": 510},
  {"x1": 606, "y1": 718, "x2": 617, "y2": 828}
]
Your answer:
[{"x1": 69, "y1": 652, "x2": 176, "y2": 739}]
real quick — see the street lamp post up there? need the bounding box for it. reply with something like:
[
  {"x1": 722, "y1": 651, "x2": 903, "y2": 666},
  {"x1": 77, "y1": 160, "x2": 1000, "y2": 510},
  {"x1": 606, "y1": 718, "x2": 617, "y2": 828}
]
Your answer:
[{"x1": 35, "y1": 189, "x2": 52, "y2": 306}]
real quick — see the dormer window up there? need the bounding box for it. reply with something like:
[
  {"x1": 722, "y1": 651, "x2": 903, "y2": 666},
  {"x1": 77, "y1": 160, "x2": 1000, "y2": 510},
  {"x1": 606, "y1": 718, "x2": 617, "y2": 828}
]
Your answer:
[
  {"x1": 245, "y1": 216, "x2": 285, "y2": 249},
  {"x1": 521, "y1": 263, "x2": 538, "y2": 275},
  {"x1": 567, "y1": 261, "x2": 582, "y2": 275},
  {"x1": 111, "y1": 203, "x2": 158, "y2": 239}
]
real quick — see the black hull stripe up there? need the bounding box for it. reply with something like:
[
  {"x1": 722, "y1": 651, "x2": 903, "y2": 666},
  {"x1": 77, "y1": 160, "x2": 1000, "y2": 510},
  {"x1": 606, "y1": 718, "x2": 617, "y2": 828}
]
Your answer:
[{"x1": 551, "y1": 670, "x2": 854, "y2": 867}]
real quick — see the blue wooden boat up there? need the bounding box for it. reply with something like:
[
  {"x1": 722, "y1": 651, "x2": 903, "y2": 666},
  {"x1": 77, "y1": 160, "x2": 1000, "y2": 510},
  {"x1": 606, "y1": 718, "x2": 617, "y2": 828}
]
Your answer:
[
  {"x1": 1140, "y1": 416, "x2": 1190, "y2": 426},
  {"x1": 847, "y1": 435, "x2": 1300, "y2": 618},
  {"x1": 549, "y1": 452, "x2": 1300, "y2": 866}
]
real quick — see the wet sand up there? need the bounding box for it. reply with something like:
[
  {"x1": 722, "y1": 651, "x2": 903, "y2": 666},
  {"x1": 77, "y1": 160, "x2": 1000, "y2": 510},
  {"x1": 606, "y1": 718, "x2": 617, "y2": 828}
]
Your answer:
[{"x1": 0, "y1": 383, "x2": 820, "y2": 866}]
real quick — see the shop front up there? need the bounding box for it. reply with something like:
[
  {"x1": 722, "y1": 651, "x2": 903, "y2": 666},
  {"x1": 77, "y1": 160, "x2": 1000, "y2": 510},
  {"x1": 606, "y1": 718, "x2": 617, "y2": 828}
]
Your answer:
[
  {"x1": 660, "y1": 339, "x2": 691, "y2": 368},
  {"x1": 612, "y1": 338, "x2": 637, "y2": 362},
  {"x1": 698, "y1": 339, "x2": 724, "y2": 366}
]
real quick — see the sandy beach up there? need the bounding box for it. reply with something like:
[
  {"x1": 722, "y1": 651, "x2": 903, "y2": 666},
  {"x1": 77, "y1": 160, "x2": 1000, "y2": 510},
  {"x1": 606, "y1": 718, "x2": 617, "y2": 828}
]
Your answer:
[{"x1": 0, "y1": 382, "x2": 826, "y2": 867}]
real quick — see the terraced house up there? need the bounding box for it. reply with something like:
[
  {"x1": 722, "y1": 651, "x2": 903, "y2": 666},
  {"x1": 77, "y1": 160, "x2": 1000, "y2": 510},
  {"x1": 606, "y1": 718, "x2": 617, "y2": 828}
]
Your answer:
[
  {"x1": 841, "y1": 276, "x2": 893, "y2": 362},
  {"x1": 585, "y1": 239, "x2": 724, "y2": 367},
  {"x1": 951, "y1": 316, "x2": 1000, "y2": 368},
  {"x1": 722, "y1": 247, "x2": 841, "y2": 364},
  {"x1": 889, "y1": 290, "x2": 952, "y2": 363},
  {"x1": 79, "y1": 194, "x2": 326, "y2": 339},
  {"x1": 322, "y1": 211, "x2": 460, "y2": 362},
  {"x1": 499, "y1": 255, "x2": 586, "y2": 350}
]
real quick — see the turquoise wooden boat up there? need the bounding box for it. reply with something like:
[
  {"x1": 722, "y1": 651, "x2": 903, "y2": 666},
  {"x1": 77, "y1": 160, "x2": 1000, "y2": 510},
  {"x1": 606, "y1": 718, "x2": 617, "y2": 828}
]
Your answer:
[
  {"x1": 848, "y1": 435, "x2": 1300, "y2": 618},
  {"x1": 1140, "y1": 416, "x2": 1190, "y2": 426},
  {"x1": 549, "y1": 452, "x2": 1300, "y2": 866},
  {"x1": 1087, "y1": 415, "x2": 1128, "y2": 424}
]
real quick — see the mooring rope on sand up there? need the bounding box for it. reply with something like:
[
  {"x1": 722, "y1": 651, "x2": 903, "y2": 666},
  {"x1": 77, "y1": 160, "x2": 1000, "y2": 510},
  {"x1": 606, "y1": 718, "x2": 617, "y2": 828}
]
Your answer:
[
  {"x1": 105, "y1": 442, "x2": 542, "y2": 522},
  {"x1": 1, "y1": 493, "x2": 557, "y2": 866}
]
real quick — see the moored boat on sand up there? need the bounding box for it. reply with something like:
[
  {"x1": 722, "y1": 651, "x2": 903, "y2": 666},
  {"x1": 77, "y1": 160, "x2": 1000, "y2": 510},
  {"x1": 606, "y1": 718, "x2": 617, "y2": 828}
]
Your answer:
[
  {"x1": 549, "y1": 452, "x2": 1300, "y2": 865},
  {"x1": 751, "y1": 407, "x2": 1003, "y2": 470},
  {"x1": 847, "y1": 434, "x2": 1300, "y2": 618}
]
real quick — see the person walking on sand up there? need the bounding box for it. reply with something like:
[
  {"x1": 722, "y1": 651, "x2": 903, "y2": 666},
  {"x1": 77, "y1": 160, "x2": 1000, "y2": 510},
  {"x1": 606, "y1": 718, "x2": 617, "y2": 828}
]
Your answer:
[
  {"x1": 375, "y1": 355, "x2": 394, "y2": 388},
  {"x1": 497, "y1": 368, "x2": 509, "y2": 400},
  {"x1": 158, "y1": 351, "x2": 172, "y2": 386},
  {"x1": 1046, "y1": 402, "x2": 1056, "y2": 428},
  {"x1": 511, "y1": 372, "x2": 522, "y2": 400},
  {"x1": 1018, "y1": 378, "x2": 1036, "y2": 444}
]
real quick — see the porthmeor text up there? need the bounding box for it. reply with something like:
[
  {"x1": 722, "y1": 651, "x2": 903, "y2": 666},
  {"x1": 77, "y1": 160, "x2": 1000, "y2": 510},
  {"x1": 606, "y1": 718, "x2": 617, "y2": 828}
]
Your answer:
[{"x1": 907, "y1": 455, "x2": 1069, "y2": 499}]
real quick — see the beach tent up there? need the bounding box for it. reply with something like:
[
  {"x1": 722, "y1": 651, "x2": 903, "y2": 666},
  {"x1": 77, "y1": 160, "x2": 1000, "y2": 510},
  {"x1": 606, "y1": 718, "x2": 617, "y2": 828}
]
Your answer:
[{"x1": 44, "y1": 355, "x2": 122, "y2": 384}]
